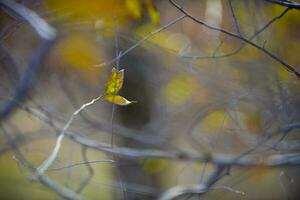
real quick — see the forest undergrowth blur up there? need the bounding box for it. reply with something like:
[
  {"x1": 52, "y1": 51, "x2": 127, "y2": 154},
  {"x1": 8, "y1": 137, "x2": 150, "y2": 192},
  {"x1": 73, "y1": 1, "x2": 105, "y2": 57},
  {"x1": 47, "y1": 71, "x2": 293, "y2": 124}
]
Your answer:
[{"x1": 1, "y1": 0, "x2": 300, "y2": 200}]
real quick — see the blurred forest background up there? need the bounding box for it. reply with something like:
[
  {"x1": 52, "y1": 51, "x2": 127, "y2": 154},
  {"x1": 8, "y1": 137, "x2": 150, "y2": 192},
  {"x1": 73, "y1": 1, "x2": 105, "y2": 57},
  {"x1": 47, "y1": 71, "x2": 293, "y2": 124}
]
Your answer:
[{"x1": 1, "y1": 0, "x2": 300, "y2": 199}]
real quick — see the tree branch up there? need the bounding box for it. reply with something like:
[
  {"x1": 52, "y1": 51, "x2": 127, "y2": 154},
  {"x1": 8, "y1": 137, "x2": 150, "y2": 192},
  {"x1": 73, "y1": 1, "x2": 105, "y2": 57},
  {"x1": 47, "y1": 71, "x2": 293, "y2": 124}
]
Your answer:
[
  {"x1": 265, "y1": 0, "x2": 300, "y2": 10},
  {"x1": 34, "y1": 95, "x2": 102, "y2": 176},
  {"x1": 0, "y1": 0, "x2": 56, "y2": 120},
  {"x1": 1, "y1": 124, "x2": 82, "y2": 200},
  {"x1": 95, "y1": 15, "x2": 186, "y2": 67},
  {"x1": 169, "y1": 0, "x2": 300, "y2": 78}
]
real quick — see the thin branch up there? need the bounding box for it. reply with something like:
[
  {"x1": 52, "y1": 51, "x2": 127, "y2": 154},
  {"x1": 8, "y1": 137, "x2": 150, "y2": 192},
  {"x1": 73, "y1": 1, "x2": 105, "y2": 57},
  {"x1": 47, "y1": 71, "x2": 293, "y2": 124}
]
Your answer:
[
  {"x1": 34, "y1": 95, "x2": 102, "y2": 176},
  {"x1": 159, "y1": 166, "x2": 234, "y2": 200},
  {"x1": 11, "y1": 100, "x2": 300, "y2": 167},
  {"x1": 265, "y1": 0, "x2": 300, "y2": 10},
  {"x1": 95, "y1": 15, "x2": 186, "y2": 67},
  {"x1": 76, "y1": 147, "x2": 96, "y2": 193},
  {"x1": 10, "y1": 100, "x2": 300, "y2": 168},
  {"x1": 49, "y1": 159, "x2": 114, "y2": 171},
  {"x1": 37, "y1": 175, "x2": 82, "y2": 200},
  {"x1": 68, "y1": 131, "x2": 300, "y2": 167},
  {"x1": 159, "y1": 184, "x2": 245, "y2": 200},
  {"x1": 228, "y1": 0, "x2": 241, "y2": 35},
  {"x1": 169, "y1": 0, "x2": 300, "y2": 78},
  {"x1": 181, "y1": 7, "x2": 290, "y2": 60},
  {"x1": 1, "y1": 124, "x2": 82, "y2": 200},
  {"x1": 282, "y1": 122, "x2": 300, "y2": 133}
]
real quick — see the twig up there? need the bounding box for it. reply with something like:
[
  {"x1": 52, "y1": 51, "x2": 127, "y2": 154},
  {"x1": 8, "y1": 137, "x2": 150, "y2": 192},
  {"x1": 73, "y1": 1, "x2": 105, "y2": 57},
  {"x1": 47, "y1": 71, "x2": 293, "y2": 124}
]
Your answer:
[
  {"x1": 169, "y1": 0, "x2": 300, "y2": 78},
  {"x1": 76, "y1": 147, "x2": 96, "y2": 193},
  {"x1": 11, "y1": 100, "x2": 300, "y2": 167},
  {"x1": 95, "y1": 15, "x2": 186, "y2": 67},
  {"x1": 159, "y1": 166, "x2": 233, "y2": 200},
  {"x1": 181, "y1": 7, "x2": 289, "y2": 60},
  {"x1": 159, "y1": 184, "x2": 207, "y2": 200},
  {"x1": 68, "y1": 131, "x2": 300, "y2": 167},
  {"x1": 228, "y1": 0, "x2": 241, "y2": 35},
  {"x1": 265, "y1": 0, "x2": 300, "y2": 10},
  {"x1": 1, "y1": 124, "x2": 82, "y2": 200},
  {"x1": 34, "y1": 95, "x2": 102, "y2": 176},
  {"x1": 49, "y1": 159, "x2": 114, "y2": 171}
]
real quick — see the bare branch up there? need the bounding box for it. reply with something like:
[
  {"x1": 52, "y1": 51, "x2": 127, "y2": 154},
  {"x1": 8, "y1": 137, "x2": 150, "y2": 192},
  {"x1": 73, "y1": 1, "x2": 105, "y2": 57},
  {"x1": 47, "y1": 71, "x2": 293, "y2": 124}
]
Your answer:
[
  {"x1": 76, "y1": 147, "x2": 96, "y2": 193},
  {"x1": 0, "y1": 0, "x2": 56, "y2": 120},
  {"x1": 169, "y1": 0, "x2": 300, "y2": 78},
  {"x1": 1, "y1": 124, "x2": 82, "y2": 200},
  {"x1": 34, "y1": 95, "x2": 102, "y2": 176},
  {"x1": 265, "y1": 0, "x2": 300, "y2": 10},
  {"x1": 12, "y1": 101, "x2": 300, "y2": 168},
  {"x1": 95, "y1": 15, "x2": 186, "y2": 67},
  {"x1": 159, "y1": 184, "x2": 245, "y2": 200},
  {"x1": 228, "y1": 0, "x2": 241, "y2": 35},
  {"x1": 181, "y1": 7, "x2": 289, "y2": 60},
  {"x1": 68, "y1": 131, "x2": 300, "y2": 167},
  {"x1": 49, "y1": 160, "x2": 114, "y2": 171}
]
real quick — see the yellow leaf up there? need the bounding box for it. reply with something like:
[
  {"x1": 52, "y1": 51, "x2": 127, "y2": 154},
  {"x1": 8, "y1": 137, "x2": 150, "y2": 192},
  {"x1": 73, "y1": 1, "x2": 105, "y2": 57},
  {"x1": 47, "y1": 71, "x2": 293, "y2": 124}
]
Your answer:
[
  {"x1": 125, "y1": 0, "x2": 142, "y2": 19},
  {"x1": 102, "y1": 67, "x2": 135, "y2": 106},
  {"x1": 104, "y1": 68, "x2": 124, "y2": 95},
  {"x1": 145, "y1": 0, "x2": 160, "y2": 25},
  {"x1": 103, "y1": 95, "x2": 134, "y2": 106}
]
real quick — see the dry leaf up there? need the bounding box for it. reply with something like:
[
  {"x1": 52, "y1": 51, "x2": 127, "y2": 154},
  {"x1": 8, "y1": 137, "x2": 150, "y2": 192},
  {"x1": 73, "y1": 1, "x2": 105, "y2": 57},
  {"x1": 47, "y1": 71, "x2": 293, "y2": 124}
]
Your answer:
[
  {"x1": 103, "y1": 95, "x2": 133, "y2": 106},
  {"x1": 102, "y1": 67, "x2": 135, "y2": 106}
]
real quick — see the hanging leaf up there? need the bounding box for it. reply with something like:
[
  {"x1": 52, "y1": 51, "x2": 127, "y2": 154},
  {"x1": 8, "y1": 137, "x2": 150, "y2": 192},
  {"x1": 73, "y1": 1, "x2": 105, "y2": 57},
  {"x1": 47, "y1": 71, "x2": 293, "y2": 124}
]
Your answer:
[
  {"x1": 103, "y1": 95, "x2": 133, "y2": 106},
  {"x1": 102, "y1": 67, "x2": 135, "y2": 106},
  {"x1": 104, "y1": 67, "x2": 124, "y2": 95}
]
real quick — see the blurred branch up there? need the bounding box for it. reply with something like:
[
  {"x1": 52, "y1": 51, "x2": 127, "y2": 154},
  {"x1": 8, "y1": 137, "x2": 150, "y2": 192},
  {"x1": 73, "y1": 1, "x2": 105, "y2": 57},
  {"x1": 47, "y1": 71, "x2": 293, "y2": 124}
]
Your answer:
[
  {"x1": 159, "y1": 166, "x2": 230, "y2": 200},
  {"x1": 49, "y1": 159, "x2": 114, "y2": 172},
  {"x1": 159, "y1": 182, "x2": 245, "y2": 200},
  {"x1": 11, "y1": 101, "x2": 300, "y2": 168},
  {"x1": 34, "y1": 95, "x2": 102, "y2": 176},
  {"x1": 0, "y1": 0, "x2": 56, "y2": 40},
  {"x1": 265, "y1": 0, "x2": 300, "y2": 10},
  {"x1": 181, "y1": 7, "x2": 289, "y2": 60},
  {"x1": 36, "y1": 175, "x2": 82, "y2": 200},
  {"x1": 169, "y1": 0, "x2": 300, "y2": 78},
  {"x1": 67, "y1": 131, "x2": 300, "y2": 167},
  {"x1": 227, "y1": 0, "x2": 241, "y2": 36},
  {"x1": 0, "y1": 20, "x2": 22, "y2": 41},
  {"x1": 282, "y1": 122, "x2": 300, "y2": 133},
  {"x1": 76, "y1": 147, "x2": 96, "y2": 193},
  {"x1": 0, "y1": 0, "x2": 56, "y2": 120},
  {"x1": 95, "y1": 15, "x2": 186, "y2": 67},
  {"x1": 1, "y1": 125, "x2": 82, "y2": 200},
  {"x1": 0, "y1": 130, "x2": 49, "y2": 155}
]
